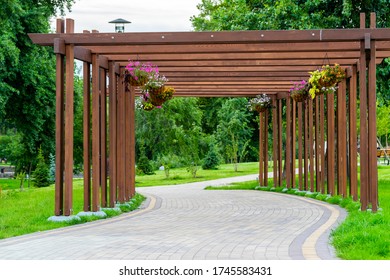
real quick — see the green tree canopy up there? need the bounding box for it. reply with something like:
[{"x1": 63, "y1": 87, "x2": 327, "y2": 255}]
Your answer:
[{"x1": 0, "y1": 0, "x2": 74, "y2": 172}]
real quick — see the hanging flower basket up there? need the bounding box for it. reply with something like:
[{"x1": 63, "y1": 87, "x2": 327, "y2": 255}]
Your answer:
[
  {"x1": 248, "y1": 94, "x2": 272, "y2": 113},
  {"x1": 124, "y1": 61, "x2": 158, "y2": 88},
  {"x1": 149, "y1": 86, "x2": 175, "y2": 106},
  {"x1": 289, "y1": 80, "x2": 310, "y2": 102},
  {"x1": 308, "y1": 64, "x2": 345, "y2": 98}
]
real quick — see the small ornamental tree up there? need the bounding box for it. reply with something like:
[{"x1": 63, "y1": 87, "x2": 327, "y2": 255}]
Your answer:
[
  {"x1": 32, "y1": 148, "x2": 51, "y2": 188},
  {"x1": 202, "y1": 143, "x2": 220, "y2": 170},
  {"x1": 136, "y1": 145, "x2": 154, "y2": 175}
]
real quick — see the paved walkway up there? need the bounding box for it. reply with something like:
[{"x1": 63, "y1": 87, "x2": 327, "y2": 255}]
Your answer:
[{"x1": 0, "y1": 175, "x2": 346, "y2": 260}]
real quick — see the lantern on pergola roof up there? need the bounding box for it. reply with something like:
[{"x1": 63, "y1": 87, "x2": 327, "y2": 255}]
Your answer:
[{"x1": 109, "y1": 18, "x2": 131, "y2": 33}]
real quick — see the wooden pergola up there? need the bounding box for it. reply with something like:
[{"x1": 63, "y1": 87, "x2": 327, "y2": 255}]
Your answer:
[{"x1": 29, "y1": 13, "x2": 390, "y2": 216}]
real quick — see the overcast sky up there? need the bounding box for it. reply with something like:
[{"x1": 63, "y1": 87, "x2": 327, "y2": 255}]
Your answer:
[{"x1": 54, "y1": 0, "x2": 201, "y2": 33}]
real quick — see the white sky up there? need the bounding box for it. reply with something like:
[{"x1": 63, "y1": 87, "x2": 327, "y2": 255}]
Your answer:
[{"x1": 54, "y1": 0, "x2": 201, "y2": 33}]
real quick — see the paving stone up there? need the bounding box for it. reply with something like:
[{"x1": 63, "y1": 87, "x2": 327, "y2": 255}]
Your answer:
[{"x1": 0, "y1": 174, "x2": 345, "y2": 260}]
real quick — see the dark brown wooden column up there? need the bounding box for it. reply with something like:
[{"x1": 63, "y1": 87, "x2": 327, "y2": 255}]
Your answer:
[
  {"x1": 291, "y1": 100, "x2": 296, "y2": 188},
  {"x1": 327, "y1": 94, "x2": 335, "y2": 195},
  {"x1": 349, "y1": 66, "x2": 358, "y2": 200},
  {"x1": 100, "y1": 69, "x2": 108, "y2": 207},
  {"x1": 264, "y1": 110, "x2": 269, "y2": 186},
  {"x1": 129, "y1": 85, "x2": 136, "y2": 197},
  {"x1": 337, "y1": 80, "x2": 347, "y2": 197},
  {"x1": 308, "y1": 98, "x2": 314, "y2": 192},
  {"x1": 303, "y1": 101, "x2": 309, "y2": 191},
  {"x1": 91, "y1": 53, "x2": 101, "y2": 212},
  {"x1": 259, "y1": 111, "x2": 264, "y2": 186},
  {"x1": 286, "y1": 97, "x2": 292, "y2": 188},
  {"x1": 319, "y1": 95, "x2": 325, "y2": 194},
  {"x1": 109, "y1": 62, "x2": 118, "y2": 207},
  {"x1": 297, "y1": 102, "x2": 303, "y2": 190},
  {"x1": 54, "y1": 19, "x2": 65, "y2": 216},
  {"x1": 359, "y1": 13, "x2": 369, "y2": 210},
  {"x1": 278, "y1": 99, "x2": 283, "y2": 186},
  {"x1": 117, "y1": 69, "x2": 126, "y2": 203},
  {"x1": 125, "y1": 83, "x2": 131, "y2": 200},
  {"x1": 272, "y1": 97, "x2": 278, "y2": 187},
  {"x1": 64, "y1": 19, "x2": 75, "y2": 216},
  {"x1": 83, "y1": 61, "x2": 91, "y2": 212},
  {"x1": 368, "y1": 13, "x2": 378, "y2": 211},
  {"x1": 315, "y1": 97, "x2": 320, "y2": 192}
]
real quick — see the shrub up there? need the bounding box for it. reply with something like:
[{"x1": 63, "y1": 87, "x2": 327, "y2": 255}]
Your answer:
[
  {"x1": 32, "y1": 148, "x2": 51, "y2": 188},
  {"x1": 202, "y1": 144, "x2": 220, "y2": 170}
]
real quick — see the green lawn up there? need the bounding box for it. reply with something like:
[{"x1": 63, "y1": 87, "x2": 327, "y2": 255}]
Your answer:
[
  {"x1": 0, "y1": 179, "x2": 145, "y2": 239},
  {"x1": 136, "y1": 162, "x2": 260, "y2": 187}
]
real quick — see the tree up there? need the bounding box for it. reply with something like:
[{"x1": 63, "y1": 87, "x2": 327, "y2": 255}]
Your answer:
[
  {"x1": 136, "y1": 97, "x2": 205, "y2": 166},
  {"x1": 0, "y1": 0, "x2": 75, "y2": 173},
  {"x1": 32, "y1": 147, "x2": 50, "y2": 188},
  {"x1": 191, "y1": 0, "x2": 390, "y2": 31},
  {"x1": 216, "y1": 98, "x2": 253, "y2": 171}
]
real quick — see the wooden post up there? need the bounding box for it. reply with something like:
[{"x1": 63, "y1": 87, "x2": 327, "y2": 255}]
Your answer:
[
  {"x1": 297, "y1": 102, "x2": 303, "y2": 190},
  {"x1": 117, "y1": 69, "x2": 126, "y2": 203},
  {"x1": 286, "y1": 98, "x2": 292, "y2": 188},
  {"x1": 349, "y1": 66, "x2": 358, "y2": 200},
  {"x1": 291, "y1": 100, "x2": 296, "y2": 188},
  {"x1": 327, "y1": 94, "x2": 335, "y2": 195},
  {"x1": 337, "y1": 80, "x2": 347, "y2": 197},
  {"x1": 278, "y1": 99, "x2": 283, "y2": 186},
  {"x1": 264, "y1": 110, "x2": 269, "y2": 186},
  {"x1": 303, "y1": 101, "x2": 309, "y2": 191},
  {"x1": 315, "y1": 96, "x2": 320, "y2": 192},
  {"x1": 109, "y1": 62, "x2": 118, "y2": 207},
  {"x1": 83, "y1": 61, "x2": 91, "y2": 212},
  {"x1": 259, "y1": 112, "x2": 264, "y2": 186},
  {"x1": 125, "y1": 82, "x2": 131, "y2": 200},
  {"x1": 54, "y1": 19, "x2": 65, "y2": 216},
  {"x1": 359, "y1": 13, "x2": 369, "y2": 210},
  {"x1": 272, "y1": 97, "x2": 278, "y2": 187},
  {"x1": 308, "y1": 98, "x2": 314, "y2": 192},
  {"x1": 320, "y1": 95, "x2": 325, "y2": 194},
  {"x1": 91, "y1": 53, "x2": 101, "y2": 212},
  {"x1": 129, "y1": 85, "x2": 136, "y2": 197},
  {"x1": 100, "y1": 68, "x2": 108, "y2": 207},
  {"x1": 64, "y1": 19, "x2": 75, "y2": 216},
  {"x1": 368, "y1": 13, "x2": 378, "y2": 211}
]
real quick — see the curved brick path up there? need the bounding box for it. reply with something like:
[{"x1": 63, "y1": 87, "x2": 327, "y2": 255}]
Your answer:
[{"x1": 0, "y1": 175, "x2": 346, "y2": 260}]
